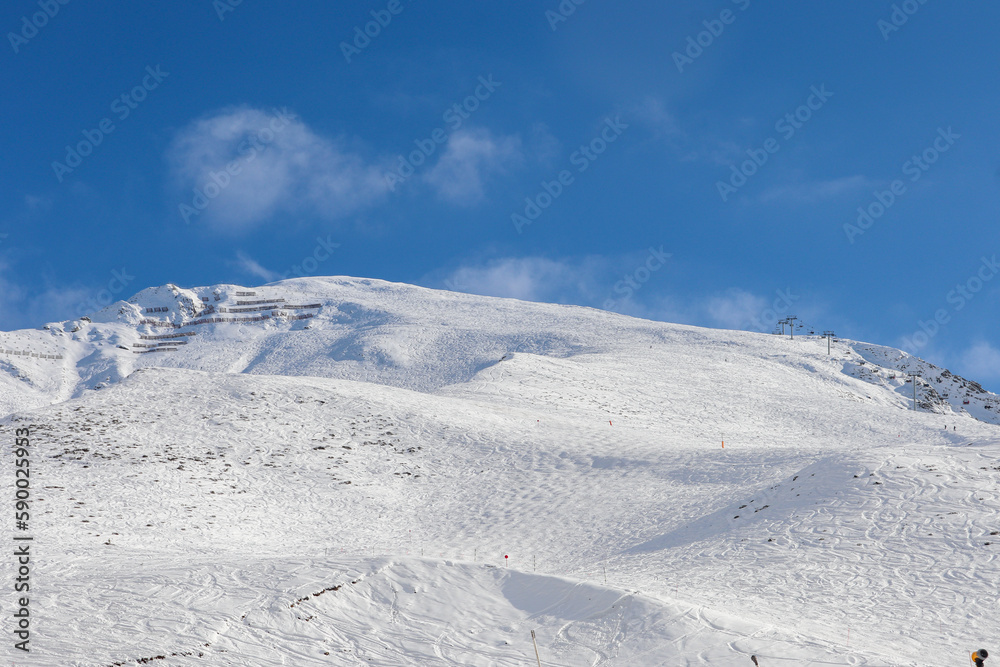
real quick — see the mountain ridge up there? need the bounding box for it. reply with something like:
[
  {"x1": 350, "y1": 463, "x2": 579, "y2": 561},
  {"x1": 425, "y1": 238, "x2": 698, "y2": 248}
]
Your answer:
[{"x1": 1, "y1": 276, "x2": 997, "y2": 426}]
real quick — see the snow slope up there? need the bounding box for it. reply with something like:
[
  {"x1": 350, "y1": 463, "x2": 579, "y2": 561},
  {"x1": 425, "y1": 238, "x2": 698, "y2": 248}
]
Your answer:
[
  {"x1": 3, "y1": 277, "x2": 997, "y2": 423},
  {"x1": 1, "y1": 277, "x2": 998, "y2": 666}
]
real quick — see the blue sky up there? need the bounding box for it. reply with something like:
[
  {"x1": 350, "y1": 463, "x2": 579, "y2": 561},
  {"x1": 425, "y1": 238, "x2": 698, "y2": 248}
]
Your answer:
[{"x1": 4, "y1": 1, "x2": 1000, "y2": 387}]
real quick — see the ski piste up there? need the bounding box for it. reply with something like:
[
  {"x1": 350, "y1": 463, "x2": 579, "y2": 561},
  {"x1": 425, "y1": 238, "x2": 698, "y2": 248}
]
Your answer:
[{"x1": 1, "y1": 277, "x2": 998, "y2": 665}]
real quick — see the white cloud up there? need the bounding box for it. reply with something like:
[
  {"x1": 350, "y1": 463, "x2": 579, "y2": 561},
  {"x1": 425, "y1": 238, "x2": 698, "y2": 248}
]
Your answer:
[
  {"x1": 233, "y1": 251, "x2": 280, "y2": 283},
  {"x1": 424, "y1": 129, "x2": 523, "y2": 206},
  {"x1": 526, "y1": 123, "x2": 561, "y2": 166},
  {"x1": 442, "y1": 257, "x2": 587, "y2": 302},
  {"x1": 959, "y1": 341, "x2": 1000, "y2": 382},
  {"x1": 435, "y1": 256, "x2": 821, "y2": 339},
  {"x1": 24, "y1": 194, "x2": 52, "y2": 213},
  {"x1": 0, "y1": 259, "x2": 97, "y2": 329},
  {"x1": 704, "y1": 289, "x2": 769, "y2": 330},
  {"x1": 627, "y1": 97, "x2": 748, "y2": 167},
  {"x1": 759, "y1": 175, "x2": 872, "y2": 204},
  {"x1": 39, "y1": 286, "x2": 95, "y2": 322},
  {"x1": 632, "y1": 97, "x2": 679, "y2": 139},
  {"x1": 434, "y1": 250, "x2": 670, "y2": 316},
  {"x1": 168, "y1": 107, "x2": 389, "y2": 232}
]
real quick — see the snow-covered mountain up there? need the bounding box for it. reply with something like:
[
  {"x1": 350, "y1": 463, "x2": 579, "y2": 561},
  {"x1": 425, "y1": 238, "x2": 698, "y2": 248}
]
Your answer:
[
  {"x1": 1, "y1": 277, "x2": 997, "y2": 666},
  {"x1": 4, "y1": 276, "x2": 999, "y2": 424}
]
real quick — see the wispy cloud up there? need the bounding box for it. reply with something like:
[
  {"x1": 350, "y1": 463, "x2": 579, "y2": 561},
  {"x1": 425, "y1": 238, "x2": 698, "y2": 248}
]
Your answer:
[
  {"x1": 439, "y1": 256, "x2": 598, "y2": 302},
  {"x1": 628, "y1": 96, "x2": 749, "y2": 166},
  {"x1": 424, "y1": 129, "x2": 523, "y2": 206},
  {"x1": 435, "y1": 255, "x2": 809, "y2": 333},
  {"x1": 167, "y1": 106, "x2": 389, "y2": 232},
  {"x1": 958, "y1": 341, "x2": 1000, "y2": 384},
  {"x1": 527, "y1": 123, "x2": 560, "y2": 165},
  {"x1": 232, "y1": 251, "x2": 280, "y2": 282},
  {"x1": 759, "y1": 175, "x2": 872, "y2": 204},
  {"x1": 0, "y1": 259, "x2": 96, "y2": 329},
  {"x1": 24, "y1": 194, "x2": 53, "y2": 213},
  {"x1": 631, "y1": 97, "x2": 679, "y2": 139},
  {"x1": 704, "y1": 289, "x2": 769, "y2": 329}
]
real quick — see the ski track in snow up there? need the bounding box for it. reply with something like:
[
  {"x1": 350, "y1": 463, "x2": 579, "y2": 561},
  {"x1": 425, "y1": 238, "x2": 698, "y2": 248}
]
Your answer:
[{"x1": 0, "y1": 277, "x2": 998, "y2": 666}]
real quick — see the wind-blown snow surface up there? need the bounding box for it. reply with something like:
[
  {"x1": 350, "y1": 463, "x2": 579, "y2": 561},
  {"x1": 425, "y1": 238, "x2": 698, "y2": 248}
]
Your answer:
[{"x1": 1, "y1": 277, "x2": 999, "y2": 666}]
